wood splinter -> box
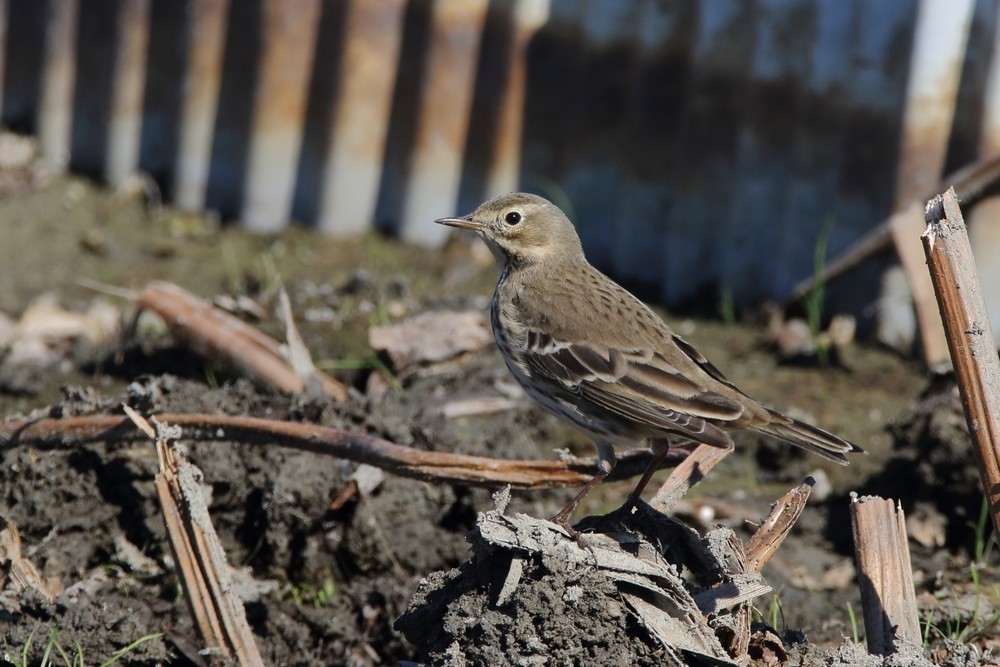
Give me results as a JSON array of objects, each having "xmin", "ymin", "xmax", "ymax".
[
  {"xmin": 921, "ymin": 188, "xmax": 1000, "ymax": 536},
  {"xmin": 849, "ymin": 493, "xmax": 920, "ymax": 656},
  {"xmin": 124, "ymin": 406, "xmax": 265, "ymax": 666}
]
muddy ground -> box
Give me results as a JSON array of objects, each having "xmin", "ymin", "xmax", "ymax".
[{"xmin": 0, "ymin": 151, "xmax": 997, "ymax": 665}]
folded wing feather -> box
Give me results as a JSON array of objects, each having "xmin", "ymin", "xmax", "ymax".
[{"xmin": 522, "ymin": 331, "xmax": 744, "ymax": 448}]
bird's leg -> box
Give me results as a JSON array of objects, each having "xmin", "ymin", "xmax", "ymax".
[
  {"xmin": 621, "ymin": 440, "xmax": 670, "ymax": 513},
  {"xmin": 551, "ymin": 441, "xmax": 616, "ymax": 534}
]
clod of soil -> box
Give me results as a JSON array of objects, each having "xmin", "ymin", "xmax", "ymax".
[{"xmin": 399, "ymin": 490, "xmax": 800, "ymax": 666}]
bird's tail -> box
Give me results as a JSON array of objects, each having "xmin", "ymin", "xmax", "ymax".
[{"xmin": 756, "ymin": 409, "xmax": 864, "ymax": 465}]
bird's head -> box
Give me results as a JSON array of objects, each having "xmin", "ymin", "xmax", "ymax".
[{"xmin": 435, "ymin": 193, "xmax": 584, "ymax": 268}]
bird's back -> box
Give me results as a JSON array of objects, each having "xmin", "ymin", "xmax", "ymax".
[{"xmin": 501, "ymin": 259, "xmax": 745, "ymax": 397}]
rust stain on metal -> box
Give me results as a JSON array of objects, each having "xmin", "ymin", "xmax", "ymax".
[
  {"xmin": 411, "ymin": 0, "xmax": 489, "ymax": 157},
  {"xmin": 893, "ymin": 1, "xmax": 973, "ymax": 207},
  {"xmin": 107, "ymin": 0, "xmax": 151, "ymax": 186},
  {"xmin": 38, "ymin": 0, "xmax": 80, "ymax": 170},
  {"xmin": 884, "ymin": 0, "xmax": 973, "ymax": 363},
  {"xmin": 185, "ymin": 0, "xmax": 231, "ymax": 86},
  {"xmin": 250, "ymin": 0, "xmax": 321, "ymax": 133},
  {"xmin": 331, "ymin": 0, "xmax": 407, "ymax": 162},
  {"xmin": 243, "ymin": 0, "xmax": 322, "ymax": 231},
  {"xmin": 896, "ymin": 91, "xmax": 965, "ymax": 206},
  {"xmin": 175, "ymin": 0, "xmax": 231, "ymax": 211},
  {"xmin": 484, "ymin": 0, "xmax": 549, "ymax": 198},
  {"xmin": 12, "ymin": 0, "xmax": 996, "ymax": 325},
  {"xmin": 317, "ymin": 0, "xmax": 407, "ymax": 235},
  {"xmin": 400, "ymin": 0, "xmax": 490, "ymax": 244}
]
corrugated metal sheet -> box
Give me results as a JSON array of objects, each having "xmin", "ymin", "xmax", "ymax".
[
  {"xmin": 2, "ymin": 0, "xmax": 999, "ymax": 341},
  {"xmin": 316, "ymin": 0, "xmax": 407, "ymax": 236},
  {"xmin": 881, "ymin": 0, "xmax": 974, "ymax": 357},
  {"xmin": 242, "ymin": 0, "xmax": 322, "ymax": 232},
  {"xmin": 174, "ymin": 0, "xmax": 230, "ymax": 212},
  {"xmin": 970, "ymin": 0, "xmax": 1000, "ymax": 344}
]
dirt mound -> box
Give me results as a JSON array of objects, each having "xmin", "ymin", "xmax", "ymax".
[
  {"xmin": 863, "ymin": 374, "xmax": 986, "ymax": 550},
  {"xmin": 396, "ymin": 496, "xmax": 735, "ymax": 666}
]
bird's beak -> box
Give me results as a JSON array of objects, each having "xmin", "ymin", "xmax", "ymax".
[{"xmin": 434, "ymin": 216, "xmax": 482, "ymax": 232}]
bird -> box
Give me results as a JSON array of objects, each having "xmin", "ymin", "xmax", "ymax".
[{"xmin": 435, "ymin": 192, "xmax": 863, "ymax": 532}]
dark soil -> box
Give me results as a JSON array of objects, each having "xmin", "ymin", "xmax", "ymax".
[{"xmin": 0, "ymin": 168, "xmax": 997, "ymax": 665}]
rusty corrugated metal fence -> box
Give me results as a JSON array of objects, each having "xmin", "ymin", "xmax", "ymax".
[{"xmin": 1, "ymin": 0, "xmax": 998, "ymax": 333}]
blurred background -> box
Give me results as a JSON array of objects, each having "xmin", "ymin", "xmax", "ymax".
[
  {"xmin": 3, "ymin": 0, "xmax": 1000, "ymax": 351},
  {"xmin": 2, "ymin": 3, "xmax": 1000, "ymax": 661}
]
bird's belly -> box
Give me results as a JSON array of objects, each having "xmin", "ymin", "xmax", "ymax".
[
  {"xmin": 492, "ymin": 292, "xmax": 639, "ymax": 444},
  {"xmin": 497, "ymin": 341, "xmax": 636, "ymax": 444}
]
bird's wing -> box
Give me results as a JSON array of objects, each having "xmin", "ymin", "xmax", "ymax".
[
  {"xmin": 522, "ymin": 331, "xmax": 744, "ymax": 448},
  {"xmin": 668, "ymin": 333, "xmax": 747, "ymax": 396}
]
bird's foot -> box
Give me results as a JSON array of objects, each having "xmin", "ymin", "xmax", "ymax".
[{"xmin": 550, "ymin": 511, "xmax": 579, "ymax": 539}]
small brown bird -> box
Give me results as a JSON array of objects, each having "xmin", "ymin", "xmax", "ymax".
[{"xmin": 436, "ymin": 193, "xmax": 863, "ymax": 531}]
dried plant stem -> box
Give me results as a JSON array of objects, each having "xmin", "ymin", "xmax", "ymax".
[
  {"xmin": 0, "ymin": 413, "xmax": 687, "ymax": 490},
  {"xmin": 650, "ymin": 444, "xmax": 732, "ymax": 513},
  {"xmin": 849, "ymin": 494, "xmax": 920, "ymax": 655},
  {"xmin": 922, "ymin": 188, "xmax": 1000, "ymax": 536},
  {"xmin": 124, "ymin": 408, "xmax": 264, "ymax": 665},
  {"xmin": 132, "ymin": 281, "xmax": 348, "ymax": 400},
  {"xmin": 744, "ymin": 477, "xmax": 814, "ymax": 574}
]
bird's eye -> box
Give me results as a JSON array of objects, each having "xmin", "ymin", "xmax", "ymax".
[{"xmin": 505, "ymin": 211, "xmax": 522, "ymax": 225}]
